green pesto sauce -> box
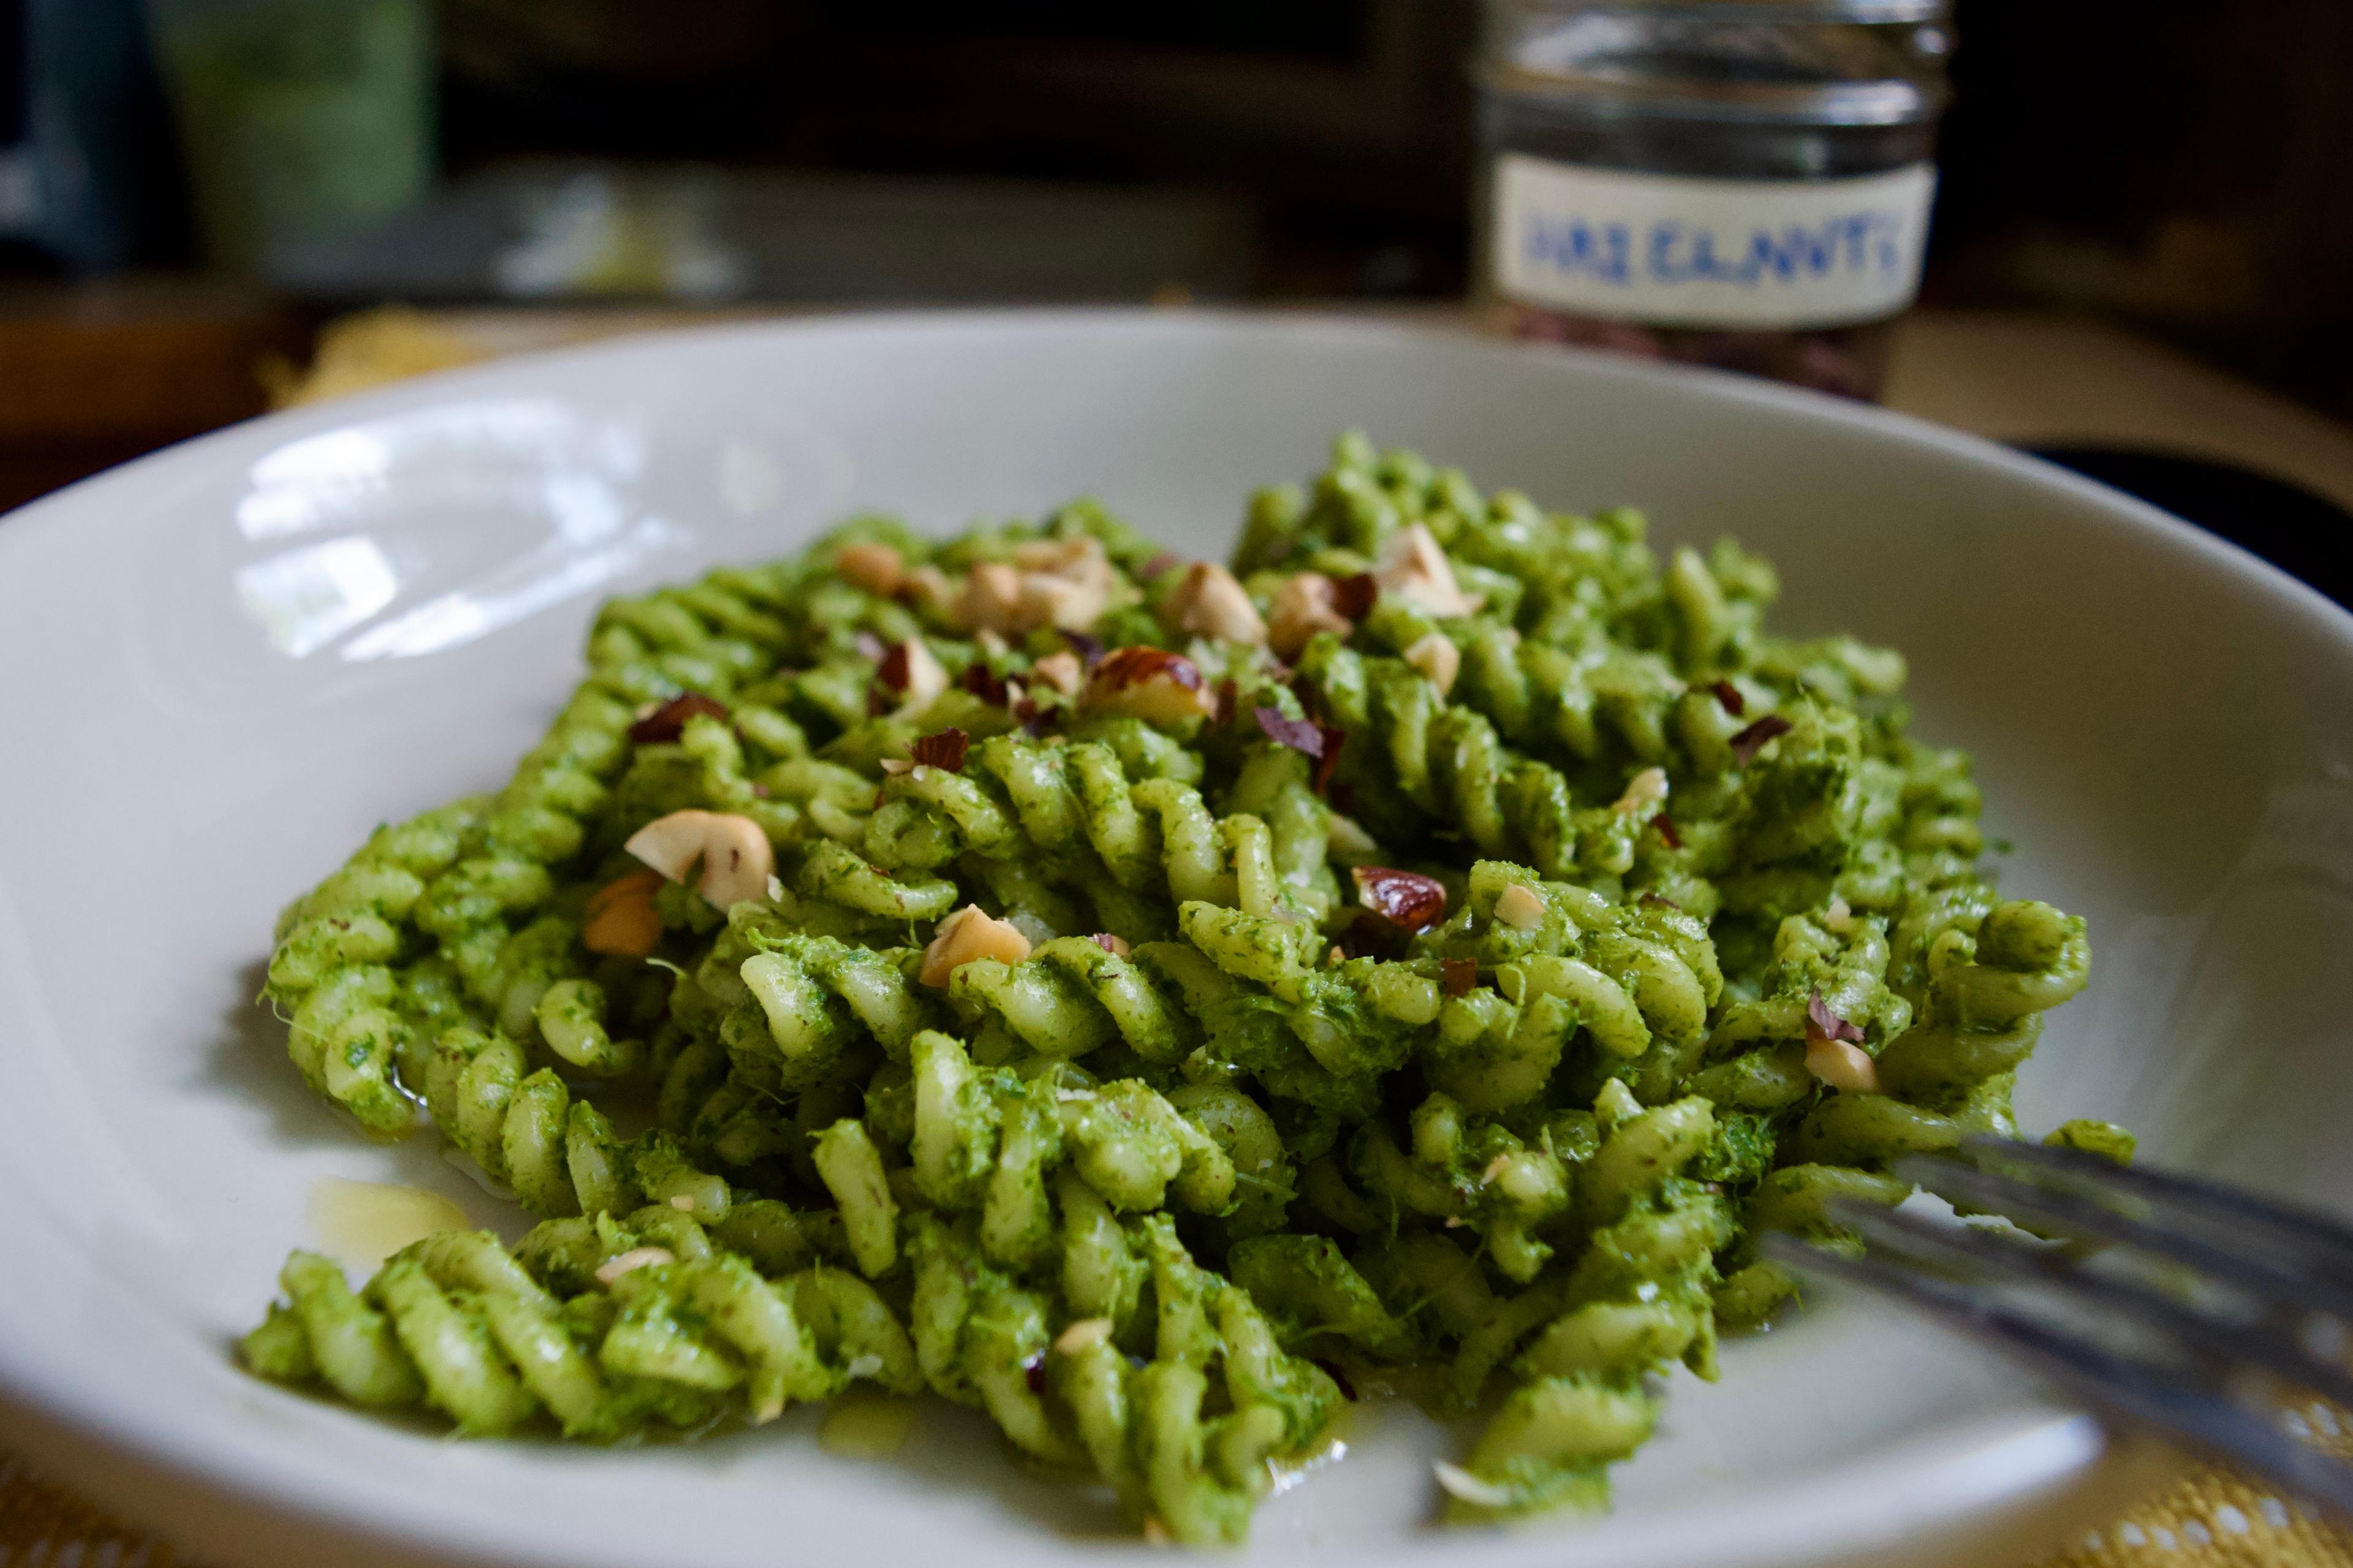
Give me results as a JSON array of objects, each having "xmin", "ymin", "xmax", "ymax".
[{"xmin": 245, "ymin": 434, "xmax": 2103, "ymax": 1542}]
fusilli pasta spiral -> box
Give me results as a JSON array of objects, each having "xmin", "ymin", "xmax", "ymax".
[{"xmin": 237, "ymin": 436, "xmax": 2113, "ymax": 1545}]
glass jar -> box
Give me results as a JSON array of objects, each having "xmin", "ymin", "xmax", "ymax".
[
  {"xmin": 1474, "ymin": 0, "xmax": 1953, "ymax": 400},
  {"xmin": 146, "ymin": 0, "xmax": 435, "ymax": 273}
]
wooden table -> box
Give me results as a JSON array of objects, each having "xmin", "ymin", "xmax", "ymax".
[
  {"xmin": 1882, "ymin": 310, "xmax": 2353, "ymax": 513},
  {"xmin": 0, "ymin": 278, "xmax": 308, "ymax": 512}
]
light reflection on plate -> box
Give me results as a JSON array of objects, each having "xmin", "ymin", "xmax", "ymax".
[
  {"xmin": 336, "ymin": 514, "xmax": 688, "ymax": 662},
  {"xmin": 229, "ymin": 398, "xmax": 665, "ymax": 664},
  {"xmin": 233, "ymin": 399, "xmax": 648, "ymax": 545},
  {"xmin": 235, "ymin": 536, "xmax": 404, "ymax": 659}
]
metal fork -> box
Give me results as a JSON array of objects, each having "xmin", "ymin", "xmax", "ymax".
[{"xmin": 1761, "ymin": 1136, "xmax": 2353, "ymax": 1518}]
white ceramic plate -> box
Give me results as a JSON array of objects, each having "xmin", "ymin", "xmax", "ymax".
[{"xmin": 4, "ymin": 312, "xmax": 2348, "ymax": 1568}]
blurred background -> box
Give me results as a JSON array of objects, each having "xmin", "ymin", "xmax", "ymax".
[{"xmin": 4, "ymin": 0, "xmax": 2351, "ymax": 528}]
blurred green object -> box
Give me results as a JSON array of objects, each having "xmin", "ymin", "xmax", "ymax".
[{"xmin": 146, "ymin": 0, "xmax": 433, "ymax": 271}]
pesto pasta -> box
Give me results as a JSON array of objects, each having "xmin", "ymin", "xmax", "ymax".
[{"xmin": 245, "ymin": 435, "xmax": 2115, "ymax": 1542}]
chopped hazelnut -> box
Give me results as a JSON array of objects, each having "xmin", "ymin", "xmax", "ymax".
[
  {"xmin": 1431, "ymin": 1462, "xmax": 1516, "ymax": 1511},
  {"xmin": 1352, "ymin": 865, "xmax": 1448, "ymax": 932},
  {"xmin": 954, "ymin": 562, "xmax": 1027, "ymax": 635},
  {"xmin": 919, "ymin": 904, "xmax": 1034, "ymax": 987},
  {"xmin": 960, "ymin": 661, "xmax": 1010, "ymax": 705},
  {"xmin": 1373, "ymin": 524, "xmax": 1482, "ymax": 618},
  {"xmin": 877, "ymin": 637, "xmax": 950, "ymax": 711},
  {"xmin": 1493, "ymin": 882, "xmax": 1548, "ymax": 931},
  {"xmin": 1081, "ymin": 646, "xmax": 1216, "ymax": 726},
  {"xmin": 1089, "ymin": 933, "xmax": 1132, "ymax": 956},
  {"xmin": 1612, "ymin": 766, "xmax": 1670, "ymax": 817},
  {"xmin": 1331, "ymin": 572, "xmax": 1379, "ymax": 621},
  {"xmin": 1267, "ymin": 572, "xmax": 1353, "ymax": 659},
  {"xmin": 1803, "ymin": 991, "xmax": 1876, "ymax": 1089},
  {"xmin": 1017, "ymin": 570, "xmax": 1107, "ymax": 633},
  {"xmin": 950, "ymin": 537, "xmax": 1116, "ymax": 636},
  {"xmin": 1805, "ymin": 1034, "xmax": 1881, "ymax": 1094},
  {"xmin": 1159, "ymin": 561, "xmax": 1267, "ymax": 645},
  {"xmin": 833, "ymin": 542, "xmax": 904, "ymax": 597},
  {"xmin": 624, "ymin": 809, "xmax": 776, "ymax": 909},
  {"xmin": 896, "ymin": 563, "xmax": 953, "ymax": 615},
  {"xmin": 1729, "ymin": 714, "xmax": 1795, "ymax": 766},
  {"xmin": 582, "ymin": 869, "xmax": 665, "ymax": 958},
  {"xmin": 1029, "ymin": 650, "xmax": 1084, "ymax": 695},
  {"xmin": 627, "ymin": 692, "xmax": 730, "ymax": 744},
  {"xmin": 1020, "ymin": 537, "xmax": 1118, "ymax": 630},
  {"xmin": 1053, "ymin": 1316, "xmax": 1115, "ymax": 1355},
  {"xmin": 1401, "ymin": 632, "xmax": 1460, "ymax": 695},
  {"xmin": 593, "ymin": 1246, "xmax": 675, "ymax": 1284},
  {"xmin": 909, "ymin": 727, "xmax": 969, "ymax": 771},
  {"xmin": 1011, "ymin": 536, "xmax": 1108, "ymax": 582}
]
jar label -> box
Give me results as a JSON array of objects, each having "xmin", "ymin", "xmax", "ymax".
[{"xmin": 1490, "ymin": 155, "xmax": 1938, "ymax": 330}]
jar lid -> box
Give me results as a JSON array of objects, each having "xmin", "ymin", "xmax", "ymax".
[{"xmin": 1483, "ymin": 2, "xmax": 1953, "ymax": 126}]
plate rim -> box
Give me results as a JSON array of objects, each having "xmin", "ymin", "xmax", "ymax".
[
  {"xmin": 2, "ymin": 305, "xmax": 2343, "ymax": 1568},
  {"xmin": 4, "ymin": 303, "xmax": 2348, "ymax": 648}
]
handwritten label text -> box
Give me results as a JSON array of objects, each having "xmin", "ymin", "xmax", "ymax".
[{"xmin": 1493, "ymin": 157, "xmax": 1936, "ymax": 329}]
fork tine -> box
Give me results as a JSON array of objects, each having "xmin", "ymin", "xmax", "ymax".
[
  {"xmin": 1956, "ymin": 1137, "xmax": 2353, "ymax": 1287},
  {"xmin": 1761, "ymin": 1231, "xmax": 2353, "ymax": 1521},
  {"xmin": 1897, "ymin": 1154, "xmax": 2353, "ymax": 1322},
  {"xmin": 1828, "ymin": 1197, "xmax": 2353, "ymax": 1417}
]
